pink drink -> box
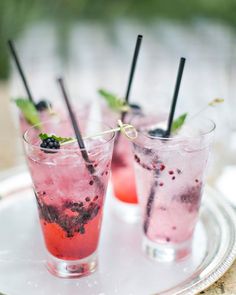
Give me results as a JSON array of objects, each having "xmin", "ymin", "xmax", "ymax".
[
  {"xmin": 24, "ymin": 119, "xmax": 115, "ymax": 278},
  {"xmin": 112, "ymin": 134, "xmax": 138, "ymax": 204},
  {"xmin": 133, "ymin": 117, "xmax": 215, "ymax": 261},
  {"xmin": 107, "ymin": 107, "xmax": 166, "ymax": 222},
  {"xmin": 99, "ymin": 103, "xmax": 140, "ymax": 222},
  {"xmin": 111, "ymin": 112, "xmax": 165, "ymax": 205}
]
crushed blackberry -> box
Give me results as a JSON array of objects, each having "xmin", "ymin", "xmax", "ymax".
[
  {"xmin": 134, "ymin": 154, "xmax": 153, "ymax": 171},
  {"xmin": 70, "ymin": 203, "xmax": 81, "ymax": 212},
  {"xmin": 160, "ymin": 164, "xmax": 165, "ymax": 171},
  {"xmin": 40, "ymin": 137, "xmax": 60, "ymax": 153},
  {"xmin": 38, "ymin": 197, "xmax": 101, "ymax": 237},
  {"xmin": 179, "ymin": 185, "xmax": 202, "ymax": 211},
  {"xmin": 88, "ymin": 204, "xmax": 100, "ymax": 219},
  {"xmin": 78, "ymin": 226, "xmax": 85, "ymax": 234},
  {"xmin": 134, "ymin": 154, "xmax": 140, "ymax": 163},
  {"xmin": 39, "ymin": 203, "xmax": 59, "ymax": 223},
  {"xmin": 81, "ymin": 211, "xmax": 91, "ymax": 223},
  {"xmin": 67, "ymin": 231, "xmax": 74, "ymax": 238},
  {"xmin": 35, "ymin": 99, "xmax": 52, "ymax": 111}
]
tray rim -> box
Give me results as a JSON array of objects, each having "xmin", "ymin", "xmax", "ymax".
[{"xmin": 0, "ymin": 168, "xmax": 235, "ymax": 295}]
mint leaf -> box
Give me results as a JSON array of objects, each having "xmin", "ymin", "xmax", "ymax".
[
  {"xmin": 15, "ymin": 98, "xmax": 41, "ymax": 126},
  {"xmin": 39, "ymin": 133, "xmax": 73, "ymax": 143},
  {"xmin": 98, "ymin": 89, "xmax": 130, "ymax": 112},
  {"xmin": 171, "ymin": 113, "xmax": 187, "ymax": 133}
]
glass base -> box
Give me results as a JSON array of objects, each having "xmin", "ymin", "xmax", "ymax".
[
  {"xmin": 143, "ymin": 236, "xmax": 192, "ymax": 262},
  {"xmin": 46, "ymin": 251, "xmax": 97, "ymax": 278},
  {"xmin": 112, "ymin": 196, "xmax": 140, "ymax": 223}
]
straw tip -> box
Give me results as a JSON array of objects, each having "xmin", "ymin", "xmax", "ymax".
[
  {"xmin": 57, "ymin": 77, "xmax": 63, "ymax": 83},
  {"xmin": 180, "ymin": 57, "xmax": 186, "ymax": 62},
  {"xmin": 138, "ymin": 34, "xmax": 143, "ymax": 39},
  {"xmin": 7, "ymin": 39, "xmax": 13, "ymax": 48}
]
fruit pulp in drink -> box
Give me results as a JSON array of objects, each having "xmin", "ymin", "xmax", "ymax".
[
  {"xmin": 27, "ymin": 140, "xmax": 111, "ymax": 260},
  {"xmin": 133, "ymin": 135, "xmax": 210, "ymax": 245}
]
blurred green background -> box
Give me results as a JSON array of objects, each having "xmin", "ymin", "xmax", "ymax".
[
  {"xmin": 1, "ymin": 0, "xmax": 236, "ymax": 183},
  {"xmin": 1, "ymin": 0, "xmax": 236, "ymax": 79}
]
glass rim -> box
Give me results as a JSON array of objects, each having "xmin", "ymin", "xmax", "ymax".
[
  {"xmin": 134, "ymin": 116, "xmax": 216, "ymax": 143},
  {"xmin": 23, "ymin": 118, "xmax": 116, "ymax": 153}
]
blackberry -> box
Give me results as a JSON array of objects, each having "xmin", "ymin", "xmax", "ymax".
[
  {"xmin": 129, "ymin": 103, "xmax": 142, "ymax": 111},
  {"xmin": 148, "ymin": 128, "xmax": 166, "ymax": 138},
  {"xmin": 40, "ymin": 137, "xmax": 60, "ymax": 153},
  {"xmin": 35, "ymin": 99, "xmax": 52, "ymax": 111}
]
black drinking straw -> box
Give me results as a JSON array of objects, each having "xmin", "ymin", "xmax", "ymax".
[
  {"xmin": 124, "ymin": 34, "xmax": 143, "ymax": 104},
  {"xmin": 165, "ymin": 57, "xmax": 186, "ymax": 137},
  {"xmin": 144, "ymin": 57, "xmax": 186, "ymax": 234},
  {"xmin": 57, "ymin": 77, "xmax": 95, "ymax": 175},
  {"xmin": 114, "ymin": 35, "xmax": 142, "ymax": 145},
  {"xmin": 120, "ymin": 34, "xmax": 143, "ymax": 124},
  {"xmin": 7, "ymin": 39, "xmax": 35, "ymax": 104}
]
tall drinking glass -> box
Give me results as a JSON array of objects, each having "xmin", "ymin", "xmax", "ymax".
[
  {"xmin": 132, "ymin": 117, "xmax": 215, "ymax": 261},
  {"xmin": 111, "ymin": 111, "xmax": 166, "ymax": 223},
  {"xmin": 23, "ymin": 118, "xmax": 115, "ymax": 278}
]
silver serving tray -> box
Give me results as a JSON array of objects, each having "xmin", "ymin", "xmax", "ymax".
[{"xmin": 0, "ymin": 169, "xmax": 235, "ymax": 295}]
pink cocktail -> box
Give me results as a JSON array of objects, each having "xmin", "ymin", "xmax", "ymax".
[
  {"xmin": 133, "ymin": 117, "xmax": 215, "ymax": 261},
  {"xmin": 23, "ymin": 118, "xmax": 115, "ymax": 278},
  {"xmin": 111, "ymin": 112, "xmax": 166, "ymax": 222}
]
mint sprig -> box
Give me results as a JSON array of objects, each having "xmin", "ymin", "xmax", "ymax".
[
  {"xmin": 98, "ymin": 89, "xmax": 130, "ymax": 112},
  {"xmin": 171, "ymin": 113, "xmax": 187, "ymax": 133},
  {"xmin": 39, "ymin": 133, "xmax": 73, "ymax": 143},
  {"xmin": 15, "ymin": 98, "xmax": 41, "ymax": 126}
]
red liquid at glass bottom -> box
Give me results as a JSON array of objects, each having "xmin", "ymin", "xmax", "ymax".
[{"xmin": 36, "ymin": 195, "xmax": 103, "ymax": 261}]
